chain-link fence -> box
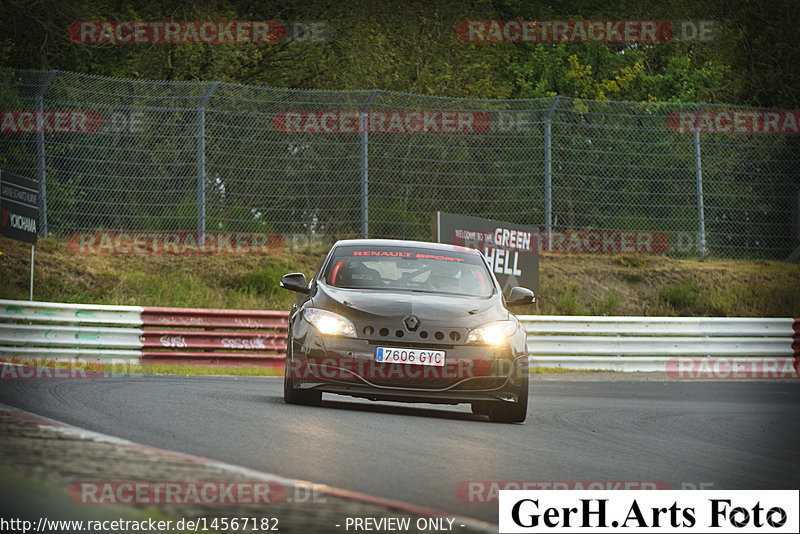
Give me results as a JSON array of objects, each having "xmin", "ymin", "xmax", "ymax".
[{"xmin": 0, "ymin": 68, "xmax": 797, "ymax": 258}]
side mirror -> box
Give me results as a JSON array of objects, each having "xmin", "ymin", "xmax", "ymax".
[
  {"xmin": 280, "ymin": 272, "xmax": 309, "ymax": 294},
  {"xmin": 506, "ymin": 286, "xmax": 535, "ymax": 306}
]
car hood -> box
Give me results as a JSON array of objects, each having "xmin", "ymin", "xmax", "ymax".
[{"xmin": 312, "ymin": 283, "xmax": 509, "ymax": 327}]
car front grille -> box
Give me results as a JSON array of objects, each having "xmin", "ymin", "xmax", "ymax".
[{"xmin": 355, "ymin": 322, "xmax": 469, "ymax": 346}]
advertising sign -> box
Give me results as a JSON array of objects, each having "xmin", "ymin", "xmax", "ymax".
[
  {"xmin": 434, "ymin": 212, "xmax": 539, "ymax": 296},
  {"xmin": 0, "ymin": 171, "xmax": 38, "ymax": 244}
]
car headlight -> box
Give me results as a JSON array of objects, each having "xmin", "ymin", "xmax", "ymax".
[
  {"xmin": 303, "ymin": 308, "xmax": 356, "ymax": 338},
  {"xmin": 466, "ymin": 321, "xmax": 517, "ymax": 346}
]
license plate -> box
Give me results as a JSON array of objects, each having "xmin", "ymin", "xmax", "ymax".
[{"xmin": 376, "ymin": 347, "xmax": 445, "ymax": 367}]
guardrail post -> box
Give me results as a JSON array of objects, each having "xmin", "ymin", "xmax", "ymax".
[
  {"xmin": 197, "ymin": 82, "xmax": 221, "ymax": 247},
  {"xmin": 35, "ymin": 71, "xmax": 57, "ymax": 238},
  {"xmin": 693, "ymin": 104, "xmax": 707, "ymax": 261},
  {"xmin": 361, "ymin": 89, "xmax": 379, "ymax": 239},
  {"xmin": 544, "ymin": 96, "xmax": 560, "ymax": 252}
]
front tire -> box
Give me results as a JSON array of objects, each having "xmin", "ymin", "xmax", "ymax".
[
  {"xmin": 283, "ymin": 342, "xmax": 322, "ymax": 406},
  {"xmin": 488, "ymin": 369, "xmax": 528, "ymax": 423}
]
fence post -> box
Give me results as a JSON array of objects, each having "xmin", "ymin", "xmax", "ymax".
[
  {"xmin": 544, "ymin": 96, "xmax": 560, "ymax": 252},
  {"xmin": 197, "ymin": 82, "xmax": 221, "ymax": 247},
  {"xmin": 693, "ymin": 104, "xmax": 707, "ymax": 260},
  {"xmin": 35, "ymin": 71, "xmax": 57, "ymax": 238},
  {"xmin": 361, "ymin": 90, "xmax": 379, "ymax": 239}
]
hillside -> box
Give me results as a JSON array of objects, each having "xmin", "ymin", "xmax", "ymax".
[{"xmin": 1, "ymin": 237, "xmax": 798, "ymax": 317}]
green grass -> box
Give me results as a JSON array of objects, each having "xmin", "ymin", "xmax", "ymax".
[
  {"xmin": 621, "ymin": 271, "xmax": 646, "ymax": 283},
  {"xmin": 553, "ymin": 282, "xmax": 588, "ymax": 315},
  {"xmin": 592, "ymin": 289, "xmax": 620, "ymax": 315},
  {"xmin": 614, "ymin": 255, "xmax": 651, "ymax": 268},
  {"xmin": 2, "ymin": 236, "xmax": 799, "ymax": 317},
  {"xmin": 0, "ymin": 237, "xmax": 323, "ymax": 310},
  {"xmin": 659, "ymin": 280, "xmax": 698, "ymax": 309},
  {"xmin": 237, "ymin": 260, "xmax": 293, "ymax": 300},
  {"xmin": 529, "ymin": 367, "xmax": 603, "ymax": 374},
  {"xmin": 11, "ymin": 358, "xmax": 598, "ymax": 377},
  {"xmin": 139, "ymin": 363, "xmax": 283, "ymax": 376},
  {"xmin": 6, "ymin": 359, "xmax": 285, "ymax": 377}
]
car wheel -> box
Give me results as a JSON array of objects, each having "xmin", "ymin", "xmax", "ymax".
[
  {"xmin": 283, "ymin": 343, "xmax": 322, "ymax": 406},
  {"xmin": 488, "ymin": 369, "xmax": 528, "ymax": 423}
]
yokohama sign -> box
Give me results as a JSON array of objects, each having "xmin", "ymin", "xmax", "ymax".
[
  {"xmin": 0, "ymin": 171, "xmax": 38, "ymax": 244},
  {"xmin": 273, "ymin": 110, "xmax": 491, "ymax": 134}
]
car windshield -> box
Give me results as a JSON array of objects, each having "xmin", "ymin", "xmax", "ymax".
[{"xmin": 324, "ymin": 245, "xmax": 494, "ymax": 297}]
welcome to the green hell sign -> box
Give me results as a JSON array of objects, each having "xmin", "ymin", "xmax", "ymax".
[
  {"xmin": 435, "ymin": 212, "xmax": 539, "ymax": 295},
  {"xmin": 457, "ymin": 228, "xmax": 532, "ymax": 276}
]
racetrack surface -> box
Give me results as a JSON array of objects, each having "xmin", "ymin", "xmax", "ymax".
[{"xmin": 0, "ymin": 374, "xmax": 798, "ymax": 523}]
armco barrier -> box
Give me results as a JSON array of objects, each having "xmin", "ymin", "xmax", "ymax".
[
  {"xmin": 139, "ymin": 306, "xmax": 287, "ymax": 365},
  {"xmin": 2, "ymin": 300, "xmax": 798, "ymax": 371},
  {"xmin": 520, "ymin": 315, "xmax": 800, "ymax": 372},
  {"xmin": 0, "ymin": 299, "xmax": 288, "ymax": 367}
]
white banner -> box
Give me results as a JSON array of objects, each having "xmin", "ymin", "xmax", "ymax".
[{"xmin": 499, "ymin": 490, "xmax": 799, "ymax": 533}]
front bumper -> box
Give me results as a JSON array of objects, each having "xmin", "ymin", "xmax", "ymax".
[{"xmin": 287, "ymin": 322, "xmax": 528, "ymax": 404}]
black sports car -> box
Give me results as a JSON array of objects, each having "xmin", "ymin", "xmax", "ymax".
[{"xmin": 279, "ymin": 239, "xmax": 534, "ymax": 423}]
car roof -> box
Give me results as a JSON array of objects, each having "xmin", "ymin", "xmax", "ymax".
[{"xmin": 332, "ymin": 238, "xmax": 481, "ymax": 255}]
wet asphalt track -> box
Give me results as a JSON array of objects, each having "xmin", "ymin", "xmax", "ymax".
[{"xmin": 0, "ymin": 375, "xmax": 798, "ymax": 523}]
